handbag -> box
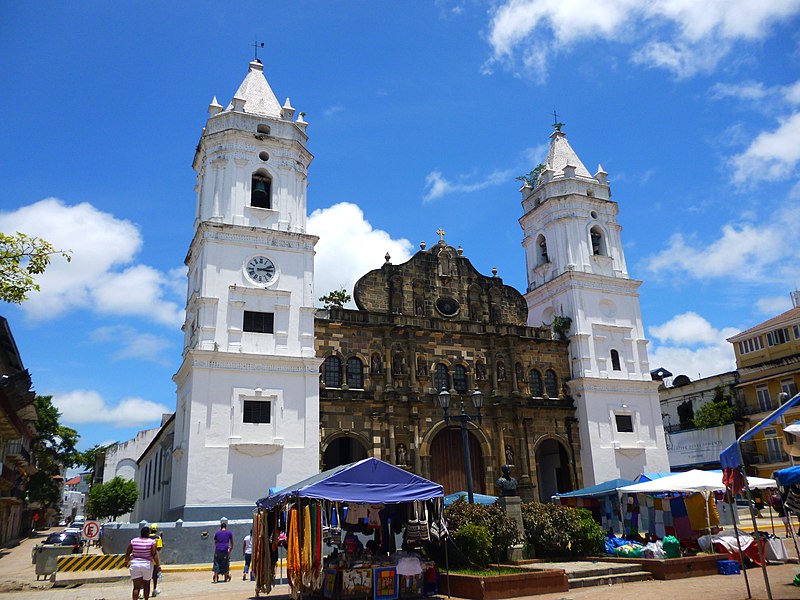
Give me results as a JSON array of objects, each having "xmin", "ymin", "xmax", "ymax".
[
  {"xmin": 330, "ymin": 503, "xmax": 342, "ymax": 546},
  {"xmin": 417, "ymin": 501, "xmax": 430, "ymax": 541},
  {"xmin": 406, "ymin": 502, "xmax": 421, "ymax": 541}
]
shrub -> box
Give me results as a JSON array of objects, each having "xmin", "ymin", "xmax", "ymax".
[
  {"xmin": 521, "ymin": 502, "xmax": 604, "ymax": 558},
  {"xmin": 453, "ymin": 523, "xmax": 492, "ymax": 567},
  {"xmin": 444, "ymin": 498, "xmax": 522, "ymax": 564}
]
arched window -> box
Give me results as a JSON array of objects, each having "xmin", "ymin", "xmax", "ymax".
[
  {"xmin": 251, "ymin": 171, "xmax": 272, "ymax": 209},
  {"xmin": 590, "ymin": 226, "xmax": 605, "ymax": 256},
  {"xmin": 545, "ymin": 369, "xmax": 558, "ymax": 398},
  {"xmin": 322, "ymin": 356, "xmax": 341, "ymax": 388},
  {"xmin": 530, "ymin": 369, "xmax": 543, "ymax": 397},
  {"xmin": 536, "ymin": 234, "xmax": 549, "ymax": 265},
  {"xmin": 346, "ymin": 357, "xmax": 364, "ymax": 388},
  {"xmin": 434, "ymin": 363, "xmax": 450, "ymax": 392},
  {"xmin": 453, "ymin": 365, "xmax": 468, "ymax": 394},
  {"xmin": 610, "ymin": 349, "xmax": 621, "ymax": 371}
]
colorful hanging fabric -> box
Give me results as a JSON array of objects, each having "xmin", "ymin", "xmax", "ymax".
[
  {"xmin": 287, "ymin": 507, "xmax": 301, "ymax": 597},
  {"xmin": 302, "ymin": 502, "xmax": 313, "ymax": 588}
]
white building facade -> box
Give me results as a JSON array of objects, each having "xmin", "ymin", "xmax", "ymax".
[
  {"xmin": 169, "ymin": 60, "xmax": 321, "ymax": 520},
  {"xmin": 520, "ymin": 129, "xmax": 669, "ymax": 485}
]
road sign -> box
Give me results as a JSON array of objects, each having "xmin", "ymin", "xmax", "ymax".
[{"xmin": 83, "ymin": 520, "xmax": 100, "ymax": 540}]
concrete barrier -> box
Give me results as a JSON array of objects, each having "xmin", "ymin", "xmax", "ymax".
[
  {"xmin": 56, "ymin": 553, "xmax": 126, "ymax": 572},
  {"xmin": 101, "ymin": 519, "xmax": 253, "ymax": 564}
]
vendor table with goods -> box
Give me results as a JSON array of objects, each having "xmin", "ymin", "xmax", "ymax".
[{"xmin": 250, "ymin": 458, "xmax": 446, "ymax": 599}]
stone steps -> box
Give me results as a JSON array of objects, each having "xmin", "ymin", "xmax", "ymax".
[{"xmin": 567, "ymin": 564, "xmax": 653, "ymax": 589}]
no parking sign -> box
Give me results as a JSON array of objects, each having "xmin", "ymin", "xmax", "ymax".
[{"xmin": 83, "ymin": 520, "xmax": 100, "ymax": 540}]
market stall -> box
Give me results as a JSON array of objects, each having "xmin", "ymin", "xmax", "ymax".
[
  {"xmin": 252, "ymin": 457, "xmax": 445, "ymax": 599},
  {"xmin": 552, "ymin": 478, "xmax": 635, "ymax": 534},
  {"xmin": 618, "ymin": 469, "xmax": 777, "ymax": 540}
]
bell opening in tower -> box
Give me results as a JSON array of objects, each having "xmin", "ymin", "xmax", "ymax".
[{"xmin": 251, "ymin": 172, "xmax": 272, "ymax": 209}]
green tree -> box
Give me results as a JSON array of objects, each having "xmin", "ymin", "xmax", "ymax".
[
  {"xmin": 28, "ymin": 395, "xmax": 80, "ymax": 508},
  {"xmin": 78, "ymin": 443, "xmax": 116, "ymax": 487},
  {"xmin": 693, "ymin": 399, "xmax": 735, "ymax": 429},
  {"xmin": 87, "ymin": 476, "xmax": 139, "ymax": 521},
  {"xmin": 0, "ymin": 232, "xmax": 71, "ymax": 304},
  {"xmin": 319, "ymin": 288, "xmax": 351, "ymax": 309},
  {"xmin": 516, "ymin": 163, "xmax": 546, "ymax": 187}
]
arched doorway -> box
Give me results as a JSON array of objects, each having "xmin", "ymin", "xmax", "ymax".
[
  {"xmin": 535, "ymin": 439, "xmax": 573, "ymax": 502},
  {"xmin": 429, "ymin": 427, "xmax": 485, "ymax": 495},
  {"xmin": 323, "ymin": 436, "xmax": 368, "ymax": 470}
]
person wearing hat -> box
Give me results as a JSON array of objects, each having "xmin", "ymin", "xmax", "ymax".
[{"xmin": 148, "ymin": 524, "xmax": 164, "ymax": 596}]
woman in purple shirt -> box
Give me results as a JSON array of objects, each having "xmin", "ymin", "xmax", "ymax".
[{"xmin": 212, "ymin": 521, "xmax": 234, "ymax": 583}]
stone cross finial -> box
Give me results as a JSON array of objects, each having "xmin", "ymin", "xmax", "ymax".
[{"xmin": 436, "ymin": 228, "xmax": 446, "ymax": 242}]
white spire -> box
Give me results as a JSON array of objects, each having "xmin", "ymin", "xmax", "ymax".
[
  {"xmin": 225, "ymin": 60, "xmax": 282, "ymax": 118},
  {"xmin": 544, "ymin": 130, "xmax": 591, "ymax": 178}
]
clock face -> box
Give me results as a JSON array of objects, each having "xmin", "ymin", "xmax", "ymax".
[{"xmin": 245, "ymin": 256, "xmax": 276, "ymax": 284}]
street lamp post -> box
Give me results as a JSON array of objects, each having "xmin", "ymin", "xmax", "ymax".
[{"xmin": 438, "ymin": 387, "xmax": 483, "ymax": 504}]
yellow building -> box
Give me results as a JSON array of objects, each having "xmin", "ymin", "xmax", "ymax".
[{"xmin": 727, "ymin": 292, "xmax": 800, "ymax": 478}]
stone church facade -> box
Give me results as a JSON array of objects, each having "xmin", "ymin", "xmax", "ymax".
[{"xmin": 316, "ymin": 239, "xmax": 580, "ymax": 502}]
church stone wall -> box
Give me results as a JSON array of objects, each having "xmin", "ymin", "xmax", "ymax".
[{"xmin": 316, "ymin": 241, "xmax": 583, "ymax": 502}]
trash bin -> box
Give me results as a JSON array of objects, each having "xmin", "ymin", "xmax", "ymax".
[{"xmin": 34, "ymin": 545, "xmax": 75, "ymax": 580}]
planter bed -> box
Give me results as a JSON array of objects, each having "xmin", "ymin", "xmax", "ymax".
[
  {"xmin": 439, "ymin": 566, "xmax": 568, "ymax": 599},
  {"xmin": 582, "ymin": 553, "xmax": 725, "ymax": 580}
]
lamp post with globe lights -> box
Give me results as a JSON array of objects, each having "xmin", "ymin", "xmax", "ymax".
[{"xmin": 437, "ymin": 386, "xmax": 483, "ymax": 504}]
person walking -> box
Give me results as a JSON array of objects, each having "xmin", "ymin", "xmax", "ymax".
[
  {"xmin": 124, "ymin": 526, "xmax": 160, "ymax": 600},
  {"xmin": 242, "ymin": 529, "xmax": 253, "ymax": 581},
  {"xmin": 212, "ymin": 520, "xmax": 234, "ymax": 583},
  {"xmin": 148, "ymin": 524, "xmax": 164, "ymax": 596}
]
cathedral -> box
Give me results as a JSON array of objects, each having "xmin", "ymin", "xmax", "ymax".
[{"xmin": 165, "ymin": 59, "xmax": 668, "ymax": 520}]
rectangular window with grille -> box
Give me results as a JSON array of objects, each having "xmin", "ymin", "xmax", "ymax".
[
  {"xmin": 782, "ymin": 379, "xmax": 798, "ymax": 398},
  {"xmin": 243, "ymin": 311, "xmax": 274, "ymax": 333},
  {"xmin": 243, "ymin": 400, "xmax": 271, "ymax": 424},
  {"xmin": 615, "ymin": 414, "xmax": 634, "ymax": 433}
]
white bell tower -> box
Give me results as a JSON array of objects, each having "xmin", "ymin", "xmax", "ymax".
[
  {"xmin": 520, "ymin": 127, "xmax": 669, "ymax": 485},
  {"xmin": 170, "ymin": 60, "xmax": 321, "ymax": 520}
]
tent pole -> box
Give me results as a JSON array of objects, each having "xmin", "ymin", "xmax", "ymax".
[
  {"xmin": 727, "ymin": 491, "xmax": 751, "ymax": 598},
  {"xmin": 768, "ymin": 500, "xmax": 775, "ymax": 536},
  {"xmin": 740, "ymin": 464, "xmax": 772, "ymax": 600},
  {"xmin": 444, "ymin": 535, "xmax": 450, "ymax": 599}
]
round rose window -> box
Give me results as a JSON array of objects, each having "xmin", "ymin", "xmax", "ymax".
[{"xmin": 435, "ymin": 297, "xmax": 460, "ymax": 317}]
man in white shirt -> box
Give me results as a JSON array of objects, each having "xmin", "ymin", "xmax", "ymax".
[{"xmin": 242, "ymin": 529, "xmax": 253, "ymax": 581}]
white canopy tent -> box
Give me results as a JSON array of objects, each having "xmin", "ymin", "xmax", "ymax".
[
  {"xmin": 619, "ymin": 469, "xmax": 777, "ymax": 535},
  {"xmin": 619, "ymin": 469, "xmax": 777, "ymax": 495}
]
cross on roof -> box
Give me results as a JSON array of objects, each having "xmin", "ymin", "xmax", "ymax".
[
  {"xmin": 252, "ymin": 39, "xmax": 265, "ymax": 60},
  {"xmin": 436, "ymin": 228, "xmax": 446, "ymax": 242},
  {"xmin": 552, "ymin": 108, "xmax": 565, "ymax": 132}
]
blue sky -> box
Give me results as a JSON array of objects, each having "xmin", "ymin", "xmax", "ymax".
[{"xmin": 2, "ymin": 1, "xmax": 799, "ymax": 453}]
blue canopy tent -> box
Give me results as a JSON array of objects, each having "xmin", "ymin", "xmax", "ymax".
[
  {"xmin": 553, "ymin": 478, "xmax": 635, "ymax": 498},
  {"xmin": 634, "ymin": 472, "xmax": 673, "ymax": 483},
  {"xmin": 443, "ymin": 491, "xmax": 497, "ymax": 506},
  {"xmin": 256, "ymin": 457, "xmax": 444, "ymax": 510},
  {"xmin": 774, "ymin": 465, "xmax": 800, "ymax": 488}
]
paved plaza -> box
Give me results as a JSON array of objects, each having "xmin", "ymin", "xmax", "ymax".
[{"xmin": 4, "ymin": 530, "xmax": 800, "ymax": 600}]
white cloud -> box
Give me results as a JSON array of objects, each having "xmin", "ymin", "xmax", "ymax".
[
  {"xmin": 90, "ymin": 326, "xmax": 174, "ymax": 365},
  {"xmin": 52, "ymin": 390, "xmax": 171, "ymax": 427},
  {"xmin": 423, "ymin": 168, "xmax": 514, "ymax": 201},
  {"xmin": 643, "ymin": 200, "xmax": 800, "ymax": 282},
  {"xmin": 756, "ymin": 295, "xmax": 793, "ymax": 315},
  {"xmin": 0, "ymin": 198, "xmax": 183, "ymax": 326},
  {"xmin": 307, "ymin": 203, "xmax": 413, "ymax": 306},
  {"xmin": 648, "ymin": 312, "xmax": 739, "ymax": 379},
  {"xmin": 731, "ymin": 112, "xmax": 800, "ymax": 184},
  {"xmin": 485, "ymin": 0, "xmax": 800, "ymax": 80},
  {"xmin": 323, "ymin": 105, "xmax": 344, "ymax": 117}
]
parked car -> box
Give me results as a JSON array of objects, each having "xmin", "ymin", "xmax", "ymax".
[{"xmin": 42, "ymin": 532, "xmax": 81, "ymax": 553}]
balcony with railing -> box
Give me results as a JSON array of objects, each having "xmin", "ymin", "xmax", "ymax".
[{"xmin": 5, "ymin": 439, "xmax": 31, "ymax": 467}]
